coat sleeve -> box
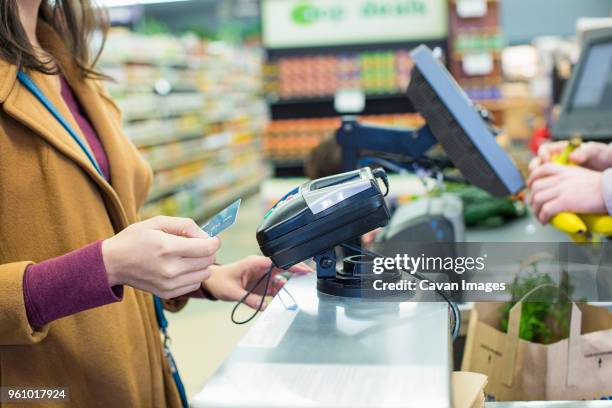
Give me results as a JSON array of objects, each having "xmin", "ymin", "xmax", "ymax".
[{"xmin": 0, "ymin": 261, "xmax": 50, "ymax": 345}]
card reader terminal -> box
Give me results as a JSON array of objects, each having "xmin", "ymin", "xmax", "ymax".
[{"xmin": 257, "ymin": 167, "xmax": 390, "ymax": 270}]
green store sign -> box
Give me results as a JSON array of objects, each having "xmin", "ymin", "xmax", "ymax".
[{"xmin": 291, "ymin": 1, "xmax": 428, "ymax": 26}]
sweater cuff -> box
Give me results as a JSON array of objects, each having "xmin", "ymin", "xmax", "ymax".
[
  {"xmin": 23, "ymin": 241, "xmax": 123, "ymax": 329},
  {"xmin": 188, "ymin": 284, "xmax": 217, "ymax": 301},
  {"xmin": 602, "ymin": 169, "xmax": 612, "ymax": 216}
]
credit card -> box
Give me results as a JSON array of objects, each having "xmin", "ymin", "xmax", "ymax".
[{"xmin": 201, "ymin": 199, "xmax": 241, "ymax": 237}]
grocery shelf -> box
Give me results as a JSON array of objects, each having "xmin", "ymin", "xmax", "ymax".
[
  {"xmin": 269, "ymin": 94, "xmax": 415, "ymax": 120},
  {"xmin": 190, "ymin": 178, "xmax": 262, "ymax": 223},
  {"xmin": 147, "ymin": 142, "xmax": 262, "ymax": 202},
  {"xmin": 147, "ymin": 149, "xmax": 217, "ymax": 173},
  {"xmin": 119, "ymin": 94, "xmax": 206, "ymax": 123},
  {"xmin": 271, "ymin": 162, "xmax": 306, "ymax": 178},
  {"xmin": 132, "ymin": 129, "xmax": 204, "ymax": 148},
  {"xmin": 266, "ymin": 40, "xmax": 448, "ymax": 59},
  {"xmin": 101, "ymin": 29, "xmax": 267, "ymax": 221},
  {"xmin": 148, "ymin": 171, "xmax": 207, "ymax": 203},
  {"xmin": 125, "ymin": 116, "xmax": 206, "ymax": 147}
]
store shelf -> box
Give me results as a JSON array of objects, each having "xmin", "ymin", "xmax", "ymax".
[
  {"xmin": 147, "ymin": 141, "xmax": 262, "ymax": 202},
  {"xmin": 266, "ymin": 40, "xmax": 448, "ymax": 59},
  {"xmin": 449, "ymin": 0, "xmax": 504, "ymax": 102},
  {"xmin": 264, "ymin": 113, "xmax": 424, "ymax": 172},
  {"xmin": 190, "ymin": 177, "xmax": 262, "ymax": 222},
  {"xmin": 269, "ymin": 94, "xmax": 415, "ymax": 120},
  {"xmin": 118, "ymin": 94, "xmax": 206, "ymax": 123},
  {"xmin": 146, "ymin": 149, "xmax": 216, "ymax": 172},
  {"xmin": 100, "ymin": 29, "xmax": 267, "ymax": 221},
  {"xmin": 148, "ymin": 172, "xmax": 205, "ymax": 202}
]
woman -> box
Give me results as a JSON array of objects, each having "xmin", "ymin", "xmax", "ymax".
[{"xmin": 0, "ymin": 1, "xmax": 307, "ymax": 406}]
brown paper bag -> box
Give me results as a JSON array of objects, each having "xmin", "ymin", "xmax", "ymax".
[
  {"xmin": 461, "ymin": 290, "xmax": 612, "ymax": 401},
  {"xmin": 452, "ymin": 372, "xmax": 487, "ymax": 408}
]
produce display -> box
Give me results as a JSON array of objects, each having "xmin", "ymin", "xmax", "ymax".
[
  {"xmin": 264, "ymin": 114, "xmax": 425, "ymax": 163},
  {"xmin": 448, "ymin": 0, "xmax": 503, "ymax": 101},
  {"xmin": 264, "ymin": 50, "xmax": 414, "ymax": 100},
  {"xmin": 445, "ymin": 183, "xmax": 527, "ymax": 228},
  {"xmin": 99, "ymin": 29, "xmax": 268, "ymax": 221}
]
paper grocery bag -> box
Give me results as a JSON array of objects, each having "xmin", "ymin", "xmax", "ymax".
[
  {"xmin": 546, "ymin": 303, "xmax": 612, "ymax": 400},
  {"xmin": 452, "ymin": 372, "xmax": 487, "ymax": 408},
  {"xmin": 460, "ymin": 301, "xmax": 547, "ymax": 401},
  {"xmin": 462, "ymin": 296, "xmax": 612, "ymax": 401}
]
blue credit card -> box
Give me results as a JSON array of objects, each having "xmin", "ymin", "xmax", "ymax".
[{"xmin": 201, "ymin": 199, "xmax": 242, "ymax": 237}]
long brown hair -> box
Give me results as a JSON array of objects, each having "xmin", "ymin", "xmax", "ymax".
[{"xmin": 0, "ymin": 0, "xmax": 109, "ymax": 78}]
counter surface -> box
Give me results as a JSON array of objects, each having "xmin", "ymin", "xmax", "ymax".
[{"xmin": 192, "ymin": 272, "xmax": 452, "ymax": 408}]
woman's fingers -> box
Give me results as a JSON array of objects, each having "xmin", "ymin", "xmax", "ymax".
[
  {"xmin": 241, "ymin": 292, "xmax": 266, "ymax": 310},
  {"xmin": 172, "ymin": 268, "xmax": 212, "ymax": 288},
  {"xmin": 527, "ymin": 163, "xmax": 565, "ymax": 189},
  {"xmin": 537, "ymin": 141, "xmax": 567, "ymax": 162},
  {"xmin": 539, "ymin": 200, "xmax": 564, "ymax": 224},
  {"xmin": 528, "ymin": 157, "xmax": 543, "ymax": 173},
  {"xmin": 530, "ymin": 176, "xmax": 561, "ymax": 197},
  {"xmin": 149, "ymin": 216, "xmax": 208, "ymax": 238},
  {"xmin": 174, "ymin": 255, "xmax": 217, "ymax": 273},
  {"xmin": 530, "ymin": 188, "xmax": 560, "ymax": 220},
  {"xmin": 286, "ymin": 262, "xmax": 312, "ymax": 275},
  {"xmin": 161, "ymin": 234, "xmax": 221, "ymax": 258},
  {"xmin": 158, "ymin": 283, "xmax": 203, "ymax": 300}
]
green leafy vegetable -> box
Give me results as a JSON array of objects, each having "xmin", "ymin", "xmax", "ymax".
[{"xmin": 499, "ymin": 271, "xmax": 575, "ymax": 344}]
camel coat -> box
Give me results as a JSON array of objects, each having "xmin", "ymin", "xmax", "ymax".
[{"xmin": 0, "ymin": 22, "xmax": 183, "ymax": 407}]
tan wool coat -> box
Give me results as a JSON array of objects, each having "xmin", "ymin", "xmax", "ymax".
[{"xmin": 0, "ymin": 22, "xmax": 183, "ymax": 407}]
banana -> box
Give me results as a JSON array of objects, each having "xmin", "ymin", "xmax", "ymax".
[
  {"xmin": 570, "ymin": 232, "xmax": 590, "ymax": 243},
  {"xmin": 554, "ymin": 137, "xmax": 582, "ymax": 166},
  {"xmin": 580, "ymin": 214, "xmax": 612, "ymax": 236},
  {"xmin": 551, "ymin": 212, "xmax": 587, "ymax": 235},
  {"xmin": 546, "ymin": 137, "xmax": 612, "ymax": 238},
  {"xmin": 549, "ymin": 138, "xmax": 586, "ymax": 236}
]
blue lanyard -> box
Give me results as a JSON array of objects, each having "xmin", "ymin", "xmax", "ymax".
[{"xmin": 18, "ymin": 71, "xmax": 188, "ymax": 408}]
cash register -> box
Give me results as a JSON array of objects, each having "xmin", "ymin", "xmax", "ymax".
[{"xmin": 257, "ymin": 45, "xmax": 525, "ymax": 299}]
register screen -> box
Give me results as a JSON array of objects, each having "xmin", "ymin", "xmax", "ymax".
[{"xmin": 572, "ymin": 42, "xmax": 612, "ymax": 111}]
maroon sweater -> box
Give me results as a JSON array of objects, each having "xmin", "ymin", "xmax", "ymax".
[{"xmin": 23, "ymin": 78, "xmax": 207, "ymax": 329}]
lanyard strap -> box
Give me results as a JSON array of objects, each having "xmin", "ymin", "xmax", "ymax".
[
  {"xmin": 18, "ymin": 71, "xmax": 188, "ymax": 408},
  {"xmin": 154, "ymin": 297, "xmax": 189, "ymax": 408}
]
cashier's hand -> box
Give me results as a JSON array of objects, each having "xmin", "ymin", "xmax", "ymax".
[
  {"xmin": 203, "ymin": 256, "xmax": 312, "ymax": 309},
  {"xmin": 102, "ymin": 216, "xmax": 221, "ymax": 299},
  {"xmin": 528, "ymin": 164, "xmax": 606, "ymax": 224},
  {"xmin": 529, "ymin": 141, "xmax": 612, "ymax": 173}
]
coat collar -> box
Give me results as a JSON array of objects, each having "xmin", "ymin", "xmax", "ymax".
[
  {"xmin": 0, "ymin": 21, "xmax": 131, "ymax": 230},
  {"xmin": 0, "ymin": 59, "xmax": 17, "ymax": 104}
]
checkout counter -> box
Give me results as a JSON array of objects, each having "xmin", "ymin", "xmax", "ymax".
[
  {"xmin": 192, "ymin": 181, "xmax": 599, "ymax": 408},
  {"xmin": 194, "ymin": 33, "xmax": 612, "ymax": 406},
  {"xmin": 192, "ymin": 272, "xmax": 451, "ymax": 408}
]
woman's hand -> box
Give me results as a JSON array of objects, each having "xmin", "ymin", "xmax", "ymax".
[
  {"xmin": 102, "ymin": 216, "xmax": 221, "ymax": 299},
  {"xmin": 529, "ymin": 141, "xmax": 612, "ymax": 172},
  {"xmin": 528, "ymin": 164, "xmax": 606, "ymax": 223},
  {"xmin": 204, "ymin": 256, "xmax": 312, "ymax": 309}
]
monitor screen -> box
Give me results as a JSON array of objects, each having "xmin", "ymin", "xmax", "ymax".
[
  {"xmin": 571, "ymin": 42, "xmax": 612, "ymax": 111},
  {"xmin": 553, "ymin": 28, "xmax": 612, "ymax": 141},
  {"xmin": 407, "ymin": 46, "xmax": 525, "ymax": 197}
]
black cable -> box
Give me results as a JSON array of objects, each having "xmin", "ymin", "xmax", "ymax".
[
  {"xmin": 341, "ymin": 243, "xmax": 461, "ymax": 340},
  {"xmin": 231, "ymin": 264, "xmax": 275, "ymax": 325}
]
